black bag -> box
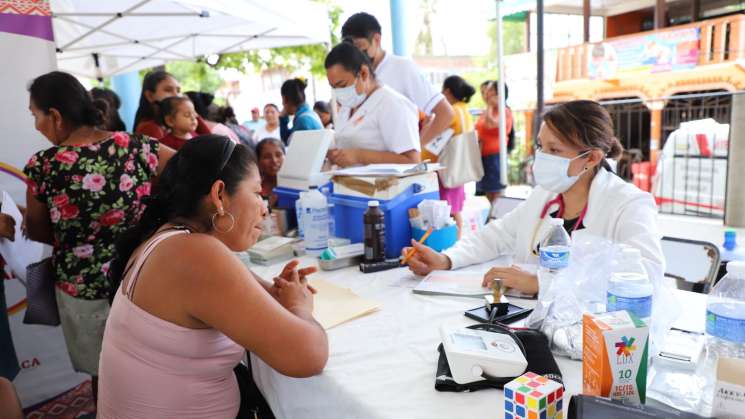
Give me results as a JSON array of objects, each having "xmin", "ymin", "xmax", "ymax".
[
  {"xmin": 435, "ymin": 324, "xmax": 562, "ymax": 392},
  {"xmin": 234, "ymin": 360, "xmax": 275, "ymax": 419},
  {"xmin": 567, "ymin": 395, "xmax": 707, "ymax": 418},
  {"xmin": 23, "ymin": 257, "xmax": 60, "ymax": 326}
]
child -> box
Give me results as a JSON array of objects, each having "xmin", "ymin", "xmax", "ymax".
[{"xmin": 158, "ymin": 96, "xmax": 199, "ymax": 150}]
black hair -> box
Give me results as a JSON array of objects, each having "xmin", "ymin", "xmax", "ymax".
[
  {"xmin": 324, "ymin": 42, "xmax": 376, "ymax": 78},
  {"xmin": 264, "ymin": 103, "xmax": 279, "ymax": 112},
  {"xmin": 341, "ymin": 12, "xmax": 381, "ymax": 40},
  {"xmin": 443, "ymin": 75, "xmax": 475, "ymax": 103},
  {"xmin": 256, "ymin": 137, "xmax": 285, "ymax": 158},
  {"xmin": 220, "ymin": 106, "xmax": 238, "ymax": 125},
  {"xmin": 108, "ymin": 135, "xmax": 257, "ymax": 301},
  {"xmin": 133, "ymin": 70, "xmax": 175, "ymax": 129},
  {"xmin": 91, "ymin": 87, "xmax": 126, "ymax": 131},
  {"xmin": 28, "ymin": 71, "xmax": 103, "ymax": 128},
  {"xmin": 185, "ymin": 91, "xmax": 213, "ymax": 119},
  {"xmin": 158, "ymin": 96, "xmax": 191, "ymax": 128},
  {"xmin": 280, "ymin": 79, "xmax": 308, "ymax": 108},
  {"xmin": 486, "ymin": 80, "xmax": 509, "ymax": 101},
  {"xmin": 313, "ymin": 101, "xmax": 330, "ymax": 114}
]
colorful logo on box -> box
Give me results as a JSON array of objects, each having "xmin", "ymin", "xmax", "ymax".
[{"xmin": 615, "ymin": 336, "xmax": 637, "ymax": 357}]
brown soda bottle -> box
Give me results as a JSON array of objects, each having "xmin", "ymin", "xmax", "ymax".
[{"xmin": 363, "ymin": 201, "xmax": 386, "ymax": 263}]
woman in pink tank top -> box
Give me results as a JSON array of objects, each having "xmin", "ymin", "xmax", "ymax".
[{"xmin": 98, "ymin": 136, "xmax": 328, "ymax": 418}]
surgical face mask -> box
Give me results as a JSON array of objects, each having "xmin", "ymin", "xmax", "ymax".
[
  {"xmin": 532, "ymin": 149, "xmax": 591, "ymax": 193},
  {"xmin": 334, "ymin": 79, "xmax": 367, "ymax": 108}
]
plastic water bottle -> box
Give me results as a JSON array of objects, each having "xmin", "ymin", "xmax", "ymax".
[
  {"xmin": 302, "ymin": 186, "xmax": 329, "ymax": 255},
  {"xmin": 607, "ymin": 247, "xmax": 653, "ymax": 323},
  {"xmin": 537, "ymin": 218, "xmax": 571, "ymax": 301},
  {"xmin": 295, "ymin": 191, "xmax": 308, "ymax": 238},
  {"xmin": 705, "ymin": 261, "xmax": 745, "ymax": 361}
]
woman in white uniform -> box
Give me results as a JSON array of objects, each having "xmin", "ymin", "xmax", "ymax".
[
  {"xmin": 324, "ymin": 42, "xmax": 421, "ymax": 168},
  {"xmin": 404, "ymin": 100, "xmax": 664, "ymax": 294}
]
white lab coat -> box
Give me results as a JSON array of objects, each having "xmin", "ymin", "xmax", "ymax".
[{"xmin": 443, "ymin": 168, "xmax": 665, "ymax": 275}]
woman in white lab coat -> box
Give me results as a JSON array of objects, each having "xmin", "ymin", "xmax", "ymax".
[
  {"xmin": 324, "ymin": 42, "xmax": 421, "ymax": 168},
  {"xmin": 404, "ymin": 100, "xmax": 664, "ymax": 294}
]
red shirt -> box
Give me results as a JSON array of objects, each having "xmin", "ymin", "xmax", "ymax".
[
  {"xmin": 475, "ymin": 106, "xmax": 513, "ymax": 156},
  {"xmin": 158, "ymin": 133, "xmax": 194, "ymax": 150},
  {"xmin": 135, "ymin": 116, "xmax": 211, "ymax": 140}
]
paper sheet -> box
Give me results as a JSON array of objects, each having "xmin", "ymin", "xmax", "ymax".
[
  {"xmin": 311, "ymin": 278, "xmax": 381, "ymax": 329},
  {"xmin": 0, "ymin": 191, "xmax": 48, "ymax": 282},
  {"xmin": 412, "ymin": 271, "xmax": 491, "ymax": 297}
]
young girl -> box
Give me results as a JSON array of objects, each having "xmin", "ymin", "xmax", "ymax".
[{"xmin": 158, "ymin": 96, "xmax": 199, "ymax": 150}]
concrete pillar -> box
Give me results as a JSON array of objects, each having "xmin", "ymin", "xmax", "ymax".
[
  {"xmin": 725, "ymin": 94, "xmax": 745, "ymax": 227},
  {"xmin": 111, "ymin": 70, "xmax": 141, "ymax": 132},
  {"xmin": 389, "ymin": 0, "xmax": 412, "ymax": 57}
]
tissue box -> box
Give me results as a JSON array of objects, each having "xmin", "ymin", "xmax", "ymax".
[
  {"xmin": 504, "ymin": 372, "xmax": 564, "ymax": 419},
  {"xmin": 582, "ymin": 311, "xmax": 648, "ymax": 404}
]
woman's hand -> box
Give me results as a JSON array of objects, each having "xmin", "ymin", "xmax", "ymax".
[
  {"xmin": 327, "ymin": 149, "xmax": 361, "ymax": 167},
  {"xmin": 273, "ymin": 267, "xmax": 315, "ymax": 316},
  {"xmin": 0, "ymin": 213, "xmax": 16, "ymax": 241},
  {"xmin": 482, "ymin": 265, "xmax": 538, "ymax": 295},
  {"xmin": 272, "ymin": 260, "xmax": 317, "ymax": 296},
  {"xmin": 402, "ymin": 239, "xmax": 452, "ymax": 276}
]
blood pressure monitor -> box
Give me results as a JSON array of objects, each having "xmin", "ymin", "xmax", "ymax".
[{"xmin": 440, "ymin": 325, "xmax": 528, "ymax": 384}]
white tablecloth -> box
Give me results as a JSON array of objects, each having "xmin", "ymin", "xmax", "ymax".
[{"xmin": 247, "ymin": 256, "xmax": 705, "ymax": 419}]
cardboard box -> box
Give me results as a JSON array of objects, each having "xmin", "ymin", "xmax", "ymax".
[
  {"xmin": 582, "ymin": 311, "xmax": 649, "ymax": 404},
  {"xmin": 713, "ymin": 357, "xmax": 745, "ymax": 419}
]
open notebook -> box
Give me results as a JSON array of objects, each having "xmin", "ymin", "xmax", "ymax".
[{"xmin": 311, "ymin": 279, "xmax": 381, "ymax": 329}]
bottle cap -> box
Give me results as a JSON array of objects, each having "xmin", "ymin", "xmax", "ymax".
[
  {"xmin": 368, "ymin": 200, "xmax": 380, "ymax": 207},
  {"xmin": 724, "ymin": 229, "xmax": 737, "ymax": 251},
  {"xmin": 726, "ymin": 261, "xmax": 745, "ymax": 277}
]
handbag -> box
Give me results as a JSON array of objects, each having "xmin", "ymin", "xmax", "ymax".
[
  {"xmin": 234, "ymin": 360, "xmax": 275, "ymax": 419},
  {"xmin": 438, "ymin": 110, "xmax": 484, "ymax": 188},
  {"xmin": 23, "ymin": 257, "xmax": 60, "ymax": 326}
]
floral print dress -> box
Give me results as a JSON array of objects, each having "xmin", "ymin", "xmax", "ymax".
[{"xmin": 24, "ymin": 132, "xmax": 160, "ymax": 300}]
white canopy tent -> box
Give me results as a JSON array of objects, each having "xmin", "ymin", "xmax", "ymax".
[{"xmin": 51, "ymin": 0, "xmax": 331, "ymax": 79}]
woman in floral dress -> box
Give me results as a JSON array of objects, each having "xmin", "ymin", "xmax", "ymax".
[{"xmin": 23, "ymin": 71, "xmax": 174, "ymax": 397}]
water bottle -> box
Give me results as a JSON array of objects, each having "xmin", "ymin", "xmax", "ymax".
[
  {"xmin": 295, "ymin": 191, "xmax": 308, "ymax": 238},
  {"xmin": 719, "ymin": 230, "xmax": 745, "ymax": 262},
  {"xmin": 705, "ymin": 260, "xmax": 745, "ymax": 360},
  {"xmin": 537, "ymin": 218, "xmax": 571, "ymax": 301},
  {"xmin": 363, "ymin": 201, "xmax": 385, "ymax": 263},
  {"xmin": 303, "ymin": 186, "xmax": 329, "ymax": 255},
  {"xmin": 607, "ymin": 247, "xmax": 653, "ymax": 323}
]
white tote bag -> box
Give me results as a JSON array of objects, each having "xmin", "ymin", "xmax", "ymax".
[{"xmin": 438, "ymin": 110, "xmax": 484, "ymax": 188}]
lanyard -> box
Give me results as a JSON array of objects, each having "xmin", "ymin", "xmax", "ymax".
[{"xmin": 531, "ymin": 195, "xmax": 588, "ymax": 256}]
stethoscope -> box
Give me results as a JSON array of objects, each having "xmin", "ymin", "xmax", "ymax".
[{"xmin": 530, "ymin": 194, "xmax": 588, "ymax": 256}]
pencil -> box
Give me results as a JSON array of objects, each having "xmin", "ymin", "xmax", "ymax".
[{"xmin": 401, "ymin": 227, "xmax": 433, "ymax": 265}]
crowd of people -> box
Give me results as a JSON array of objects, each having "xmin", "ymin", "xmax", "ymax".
[{"xmin": 0, "ymin": 11, "xmax": 664, "ymax": 419}]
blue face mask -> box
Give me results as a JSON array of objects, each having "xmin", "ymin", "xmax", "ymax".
[
  {"xmin": 532, "ymin": 149, "xmax": 591, "ymax": 193},
  {"xmin": 334, "ymin": 79, "xmax": 367, "ymax": 109}
]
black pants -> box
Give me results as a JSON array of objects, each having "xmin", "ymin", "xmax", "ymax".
[{"xmin": 234, "ymin": 358, "xmax": 275, "ymax": 419}]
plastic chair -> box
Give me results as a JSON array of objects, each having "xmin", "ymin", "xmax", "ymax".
[{"xmin": 660, "ymin": 236, "xmax": 720, "ymax": 293}]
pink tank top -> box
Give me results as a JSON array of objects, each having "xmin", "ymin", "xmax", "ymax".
[{"xmin": 97, "ymin": 228, "xmax": 245, "ymax": 419}]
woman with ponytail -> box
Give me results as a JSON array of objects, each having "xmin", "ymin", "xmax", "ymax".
[
  {"xmin": 23, "ymin": 71, "xmax": 175, "ymax": 396},
  {"xmin": 403, "ymin": 100, "xmax": 664, "ymax": 296},
  {"xmin": 98, "ymin": 136, "xmax": 327, "ymax": 418},
  {"xmin": 279, "ymin": 78, "xmax": 323, "ymax": 145}
]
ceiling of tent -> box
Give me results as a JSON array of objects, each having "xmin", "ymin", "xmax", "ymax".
[{"xmin": 50, "ymin": 0, "xmax": 331, "ymax": 79}]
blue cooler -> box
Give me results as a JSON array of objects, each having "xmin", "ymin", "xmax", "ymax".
[{"xmin": 330, "ymin": 184, "xmax": 439, "ymax": 259}]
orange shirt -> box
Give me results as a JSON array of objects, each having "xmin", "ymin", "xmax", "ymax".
[{"xmin": 475, "ymin": 106, "xmax": 513, "ymax": 156}]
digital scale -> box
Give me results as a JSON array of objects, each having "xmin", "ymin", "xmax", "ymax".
[{"xmin": 440, "ymin": 325, "xmax": 528, "ymax": 384}]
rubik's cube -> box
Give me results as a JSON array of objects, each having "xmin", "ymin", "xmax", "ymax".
[{"xmin": 504, "ymin": 372, "xmax": 564, "ymax": 419}]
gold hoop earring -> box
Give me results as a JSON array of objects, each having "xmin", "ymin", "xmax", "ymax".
[{"xmin": 211, "ymin": 211, "xmax": 235, "ymax": 233}]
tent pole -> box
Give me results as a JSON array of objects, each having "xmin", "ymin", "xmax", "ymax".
[{"xmin": 495, "ymin": 0, "xmax": 508, "ymax": 187}]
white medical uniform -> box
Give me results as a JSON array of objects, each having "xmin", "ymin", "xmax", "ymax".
[
  {"xmin": 334, "ymin": 85, "xmax": 420, "ymax": 154},
  {"xmin": 375, "ymin": 52, "xmax": 444, "ymax": 115}
]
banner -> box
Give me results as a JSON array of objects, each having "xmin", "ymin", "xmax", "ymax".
[
  {"xmin": 0, "ymin": 0, "xmax": 88, "ymax": 408},
  {"xmin": 589, "ymin": 28, "xmax": 700, "ymax": 80}
]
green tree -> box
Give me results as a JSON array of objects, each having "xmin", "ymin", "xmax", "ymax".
[
  {"xmin": 164, "ymin": 60, "xmax": 223, "ymax": 93},
  {"xmin": 415, "ymin": 0, "xmax": 436, "ymax": 56},
  {"xmin": 216, "ymin": 0, "xmax": 343, "ymax": 77}
]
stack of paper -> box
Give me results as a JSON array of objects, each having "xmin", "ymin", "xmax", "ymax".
[
  {"xmin": 247, "ymin": 236, "xmax": 297, "ymax": 265},
  {"xmin": 412, "ymin": 271, "xmax": 491, "ymax": 298},
  {"xmin": 311, "ymin": 278, "xmax": 381, "ymax": 329},
  {"xmin": 330, "ymin": 163, "xmax": 441, "ymax": 178}
]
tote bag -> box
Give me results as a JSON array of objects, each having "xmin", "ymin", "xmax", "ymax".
[
  {"xmin": 438, "ymin": 110, "xmax": 484, "ymax": 188},
  {"xmin": 23, "ymin": 257, "xmax": 60, "ymax": 326}
]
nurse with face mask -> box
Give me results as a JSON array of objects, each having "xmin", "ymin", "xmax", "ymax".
[
  {"xmin": 403, "ymin": 100, "xmax": 664, "ymax": 295},
  {"xmin": 324, "ymin": 42, "xmax": 421, "ymax": 168}
]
